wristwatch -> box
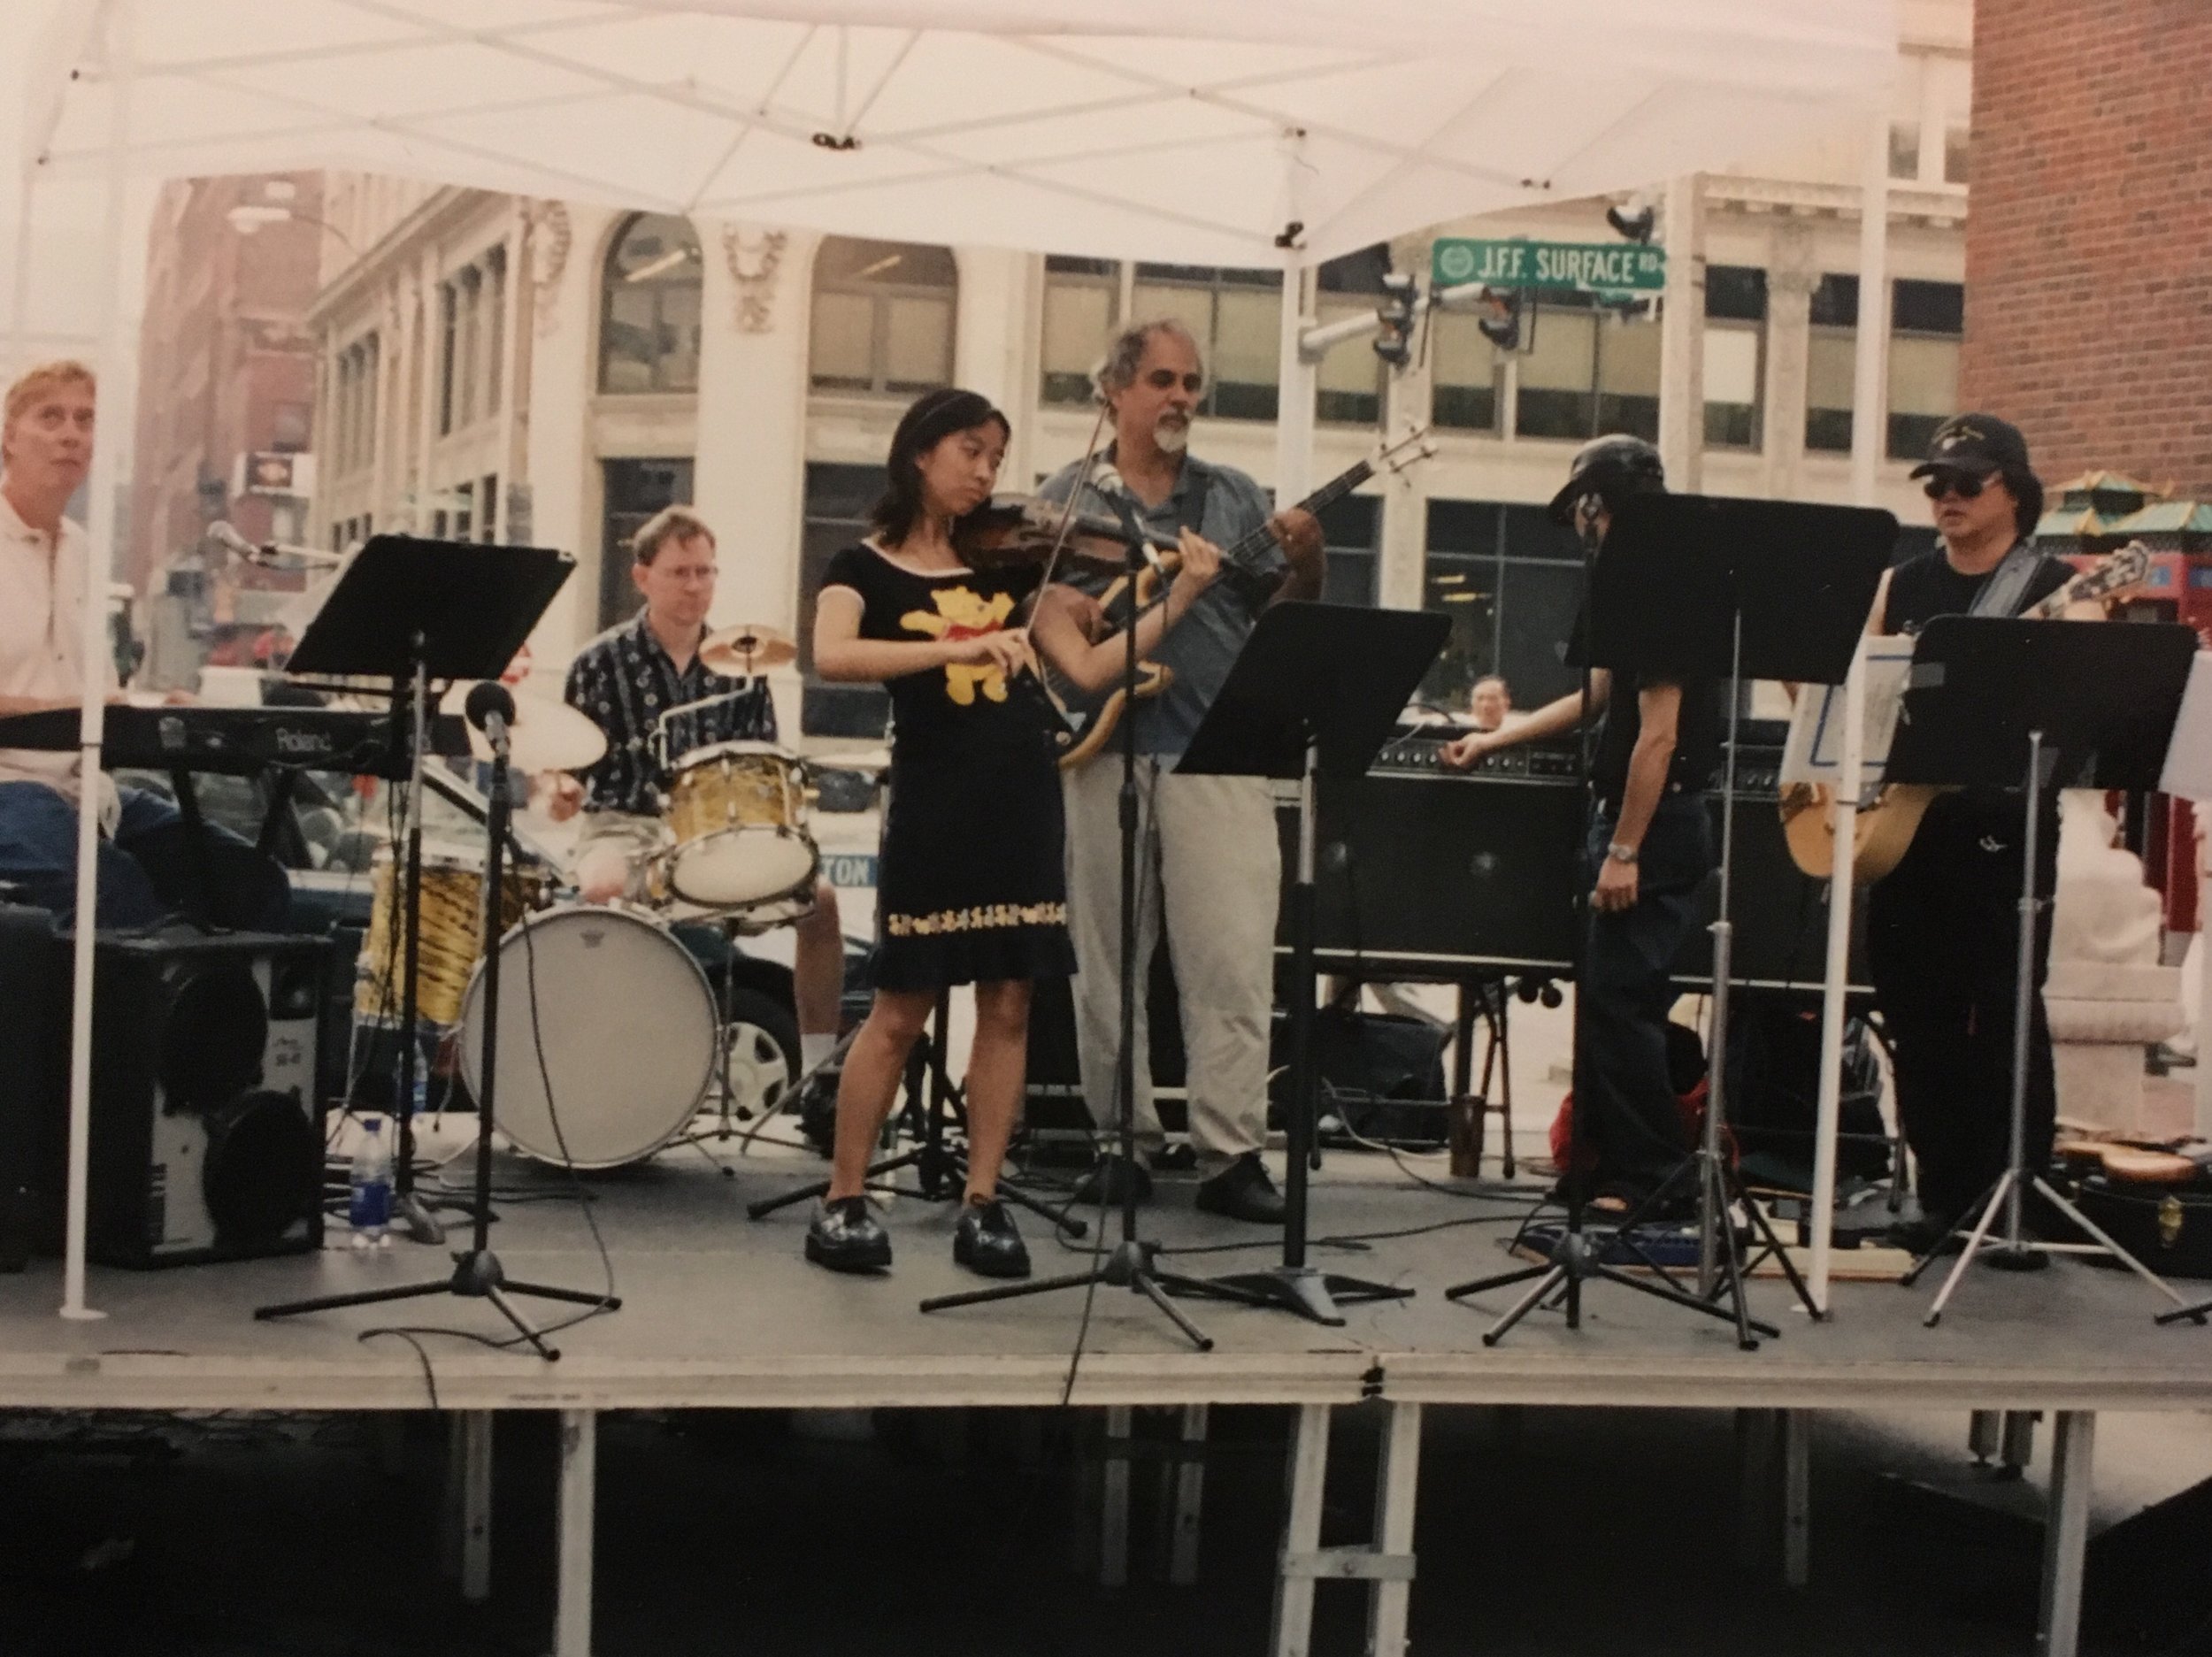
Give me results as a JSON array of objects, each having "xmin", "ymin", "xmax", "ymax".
[{"xmin": 1605, "ymin": 841, "xmax": 1640, "ymax": 865}]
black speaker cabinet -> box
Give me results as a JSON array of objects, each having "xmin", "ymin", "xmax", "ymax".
[
  {"xmin": 0, "ymin": 904, "xmax": 61, "ymax": 1270},
  {"xmin": 1283, "ymin": 772, "xmax": 1869, "ymax": 991},
  {"xmin": 33, "ymin": 931, "xmax": 329, "ymax": 1269}
]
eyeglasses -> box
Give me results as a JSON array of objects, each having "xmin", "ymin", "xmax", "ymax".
[{"xmin": 1923, "ymin": 472, "xmax": 1986, "ymax": 502}]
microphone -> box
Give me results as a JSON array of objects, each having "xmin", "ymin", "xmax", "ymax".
[
  {"xmin": 1085, "ymin": 463, "xmax": 1160, "ymax": 567},
  {"xmin": 464, "ymin": 680, "xmax": 517, "ymax": 755}
]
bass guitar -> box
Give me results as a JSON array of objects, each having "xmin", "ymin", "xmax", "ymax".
[
  {"xmin": 1053, "ymin": 426, "xmax": 1436, "ymax": 769},
  {"xmin": 1778, "ymin": 541, "xmax": 2151, "ymax": 883}
]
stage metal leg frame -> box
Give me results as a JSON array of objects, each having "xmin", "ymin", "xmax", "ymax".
[
  {"xmin": 555, "ymin": 1408, "xmax": 597, "ymax": 1657},
  {"xmin": 2039, "ymin": 1411, "xmax": 2096, "ymax": 1657},
  {"xmin": 1268, "ymin": 1402, "xmax": 1423, "ymax": 1657}
]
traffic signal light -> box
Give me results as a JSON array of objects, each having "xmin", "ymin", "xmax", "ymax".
[
  {"xmin": 1476, "ymin": 288, "xmax": 1521, "ymax": 350},
  {"xmin": 1373, "ymin": 272, "xmax": 1419, "ymax": 366}
]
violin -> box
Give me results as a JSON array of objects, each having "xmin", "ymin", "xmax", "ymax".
[{"xmin": 953, "ymin": 494, "xmax": 1178, "ymax": 577}]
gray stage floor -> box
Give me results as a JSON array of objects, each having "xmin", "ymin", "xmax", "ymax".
[{"xmin": 4, "ymin": 1140, "xmax": 2209, "ymax": 1415}]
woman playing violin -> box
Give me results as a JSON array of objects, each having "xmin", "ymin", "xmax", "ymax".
[{"xmin": 804, "ymin": 387, "xmax": 1225, "ymax": 1278}]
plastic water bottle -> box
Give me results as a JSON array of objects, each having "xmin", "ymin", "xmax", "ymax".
[{"xmin": 349, "ymin": 1118, "xmax": 394, "ymax": 1249}]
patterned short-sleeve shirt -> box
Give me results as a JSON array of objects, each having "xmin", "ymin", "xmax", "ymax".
[{"xmin": 562, "ymin": 610, "xmax": 777, "ymax": 817}]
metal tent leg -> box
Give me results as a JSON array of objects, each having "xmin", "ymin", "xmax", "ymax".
[
  {"xmin": 2038, "ymin": 1411, "xmax": 2096, "ymax": 1657},
  {"xmin": 553, "ymin": 1409, "xmax": 596, "ymax": 1657},
  {"xmin": 1366, "ymin": 1402, "xmax": 1425, "ymax": 1657}
]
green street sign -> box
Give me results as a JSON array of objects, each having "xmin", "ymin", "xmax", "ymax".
[{"xmin": 1432, "ymin": 238, "xmax": 1666, "ymax": 294}]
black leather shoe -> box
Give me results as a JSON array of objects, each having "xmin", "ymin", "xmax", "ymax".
[
  {"xmin": 953, "ymin": 1198, "xmax": 1032, "ymax": 1279},
  {"xmin": 1071, "ymin": 1153, "xmax": 1153, "ymax": 1208},
  {"xmin": 805, "ymin": 1195, "xmax": 891, "ymax": 1272},
  {"xmin": 1194, "ymin": 1153, "xmax": 1286, "ymax": 1224}
]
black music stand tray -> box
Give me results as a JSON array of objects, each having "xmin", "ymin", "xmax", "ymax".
[
  {"xmin": 1880, "ymin": 617, "xmax": 2203, "ymax": 1325},
  {"xmin": 1447, "ymin": 495, "xmax": 1892, "ymax": 1348},
  {"xmin": 1164, "ymin": 602, "xmax": 1449, "ymax": 1326}
]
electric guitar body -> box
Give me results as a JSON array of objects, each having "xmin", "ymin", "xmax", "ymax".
[{"xmin": 1775, "ymin": 542, "xmax": 2150, "ymax": 883}]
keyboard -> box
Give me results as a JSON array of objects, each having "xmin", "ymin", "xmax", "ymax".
[{"xmin": 0, "ymin": 704, "xmax": 468, "ymax": 779}]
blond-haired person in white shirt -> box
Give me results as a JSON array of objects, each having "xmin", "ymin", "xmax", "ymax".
[{"xmin": 0, "ymin": 361, "xmax": 288, "ymax": 930}]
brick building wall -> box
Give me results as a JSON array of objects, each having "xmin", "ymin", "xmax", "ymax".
[
  {"xmin": 127, "ymin": 174, "xmax": 320, "ymax": 595},
  {"xmin": 1962, "ymin": 0, "xmax": 2212, "ymax": 493}
]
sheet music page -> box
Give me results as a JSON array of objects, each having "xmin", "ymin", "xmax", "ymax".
[{"xmin": 1778, "ymin": 637, "xmax": 1915, "ymax": 797}]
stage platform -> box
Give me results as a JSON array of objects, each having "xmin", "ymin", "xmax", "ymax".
[
  {"xmin": 4, "ymin": 1143, "xmax": 2203, "ymax": 1657},
  {"xmin": 1, "ymin": 1145, "xmax": 2205, "ymax": 1415}
]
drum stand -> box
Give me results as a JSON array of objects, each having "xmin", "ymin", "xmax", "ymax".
[
  {"xmin": 672, "ymin": 912, "xmax": 824, "ymax": 1175},
  {"xmin": 258, "ymin": 688, "xmax": 618, "ymax": 1359},
  {"xmin": 745, "ymin": 993, "xmax": 1085, "ymax": 1237}
]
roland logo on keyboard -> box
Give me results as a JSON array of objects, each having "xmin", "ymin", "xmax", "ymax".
[{"xmin": 274, "ymin": 726, "xmax": 334, "ymax": 757}]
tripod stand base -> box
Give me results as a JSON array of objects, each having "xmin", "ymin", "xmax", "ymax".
[
  {"xmin": 1914, "ymin": 1170, "xmax": 2192, "ymax": 1326},
  {"xmin": 1445, "ymin": 1221, "xmax": 1778, "ymax": 1348},
  {"xmin": 1172, "ymin": 1265, "xmax": 1412, "ymax": 1328},
  {"xmin": 254, "ymin": 1249, "xmax": 617, "ymax": 1361},
  {"xmin": 918, "ymin": 1238, "xmax": 1212, "ymax": 1351}
]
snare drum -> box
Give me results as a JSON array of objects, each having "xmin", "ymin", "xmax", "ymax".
[
  {"xmin": 355, "ymin": 849, "xmax": 534, "ymax": 1028},
  {"xmin": 663, "ymin": 740, "xmax": 819, "ymax": 909},
  {"xmin": 458, "ymin": 904, "xmax": 720, "ymax": 1169}
]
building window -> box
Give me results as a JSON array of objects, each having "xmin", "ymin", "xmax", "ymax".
[
  {"xmin": 600, "ymin": 457, "xmax": 694, "ymax": 628},
  {"xmin": 437, "ymin": 281, "xmax": 458, "ymax": 434},
  {"xmin": 1888, "ymin": 279, "xmax": 1962, "ymax": 460},
  {"xmin": 484, "ymin": 247, "xmax": 507, "ymax": 418},
  {"xmin": 1805, "ymin": 275, "xmax": 1858, "ymax": 454},
  {"xmin": 1515, "ymin": 293, "xmax": 1660, "ymax": 444},
  {"xmin": 809, "ymin": 238, "xmax": 957, "ymax": 396},
  {"xmin": 1313, "ymin": 248, "xmax": 1390, "ymax": 427},
  {"xmin": 1040, "ymin": 256, "xmax": 1118, "ymax": 407},
  {"xmin": 1431, "ymin": 311, "xmax": 1502, "ymax": 433},
  {"xmin": 480, "ymin": 472, "xmax": 499, "ymax": 542},
  {"xmin": 272, "ymin": 400, "xmax": 311, "ymax": 453},
  {"xmin": 1421, "ymin": 499, "xmax": 1580, "ymax": 708},
  {"xmin": 1943, "ymin": 126, "xmax": 1970, "ymax": 186},
  {"xmin": 1317, "ymin": 495, "xmax": 1381, "ymax": 605},
  {"xmin": 1129, "ymin": 264, "xmax": 1281, "ymax": 421},
  {"xmin": 1888, "ymin": 120, "xmax": 1921, "ymax": 182},
  {"xmin": 599, "ymin": 213, "xmax": 703, "ymax": 395},
  {"xmin": 799, "ymin": 463, "xmax": 892, "ymax": 738},
  {"xmin": 334, "ymin": 334, "xmax": 379, "ymax": 475},
  {"xmin": 1703, "ymin": 265, "xmax": 1766, "ymax": 451}
]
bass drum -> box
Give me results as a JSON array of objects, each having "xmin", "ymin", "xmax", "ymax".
[{"xmin": 458, "ymin": 905, "xmax": 718, "ymax": 1169}]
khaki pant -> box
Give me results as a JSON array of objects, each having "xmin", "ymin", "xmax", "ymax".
[{"xmin": 1062, "ymin": 756, "xmax": 1279, "ymax": 1170}]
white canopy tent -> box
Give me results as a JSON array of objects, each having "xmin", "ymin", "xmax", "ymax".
[{"xmin": 7, "ymin": 0, "xmax": 1897, "ymax": 1322}]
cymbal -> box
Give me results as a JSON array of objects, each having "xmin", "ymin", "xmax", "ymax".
[
  {"xmin": 701, "ymin": 622, "xmax": 797, "ymax": 676},
  {"xmin": 439, "ymin": 681, "xmax": 608, "ymax": 774}
]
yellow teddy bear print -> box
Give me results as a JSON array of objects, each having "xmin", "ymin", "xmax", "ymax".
[{"xmin": 900, "ymin": 586, "xmax": 1017, "ymax": 705}]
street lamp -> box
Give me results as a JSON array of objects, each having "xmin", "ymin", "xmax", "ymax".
[{"xmin": 226, "ymin": 201, "xmax": 359, "ymax": 257}]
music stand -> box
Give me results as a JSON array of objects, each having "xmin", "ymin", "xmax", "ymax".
[
  {"xmin": 263, "ymin": 536, "xmax": 571, "ymax": 1256},
  {"xmin": 1879, "ymin": 617, "xmax": 2201, "ymax": 1324},
  {"xmin": 1447, "ymin": 495, "xmax": 1892, "ymax": 1347},
  {"xmin": 1164, "ymin": 602, "xmax": 1448, "ymax": 1325}
]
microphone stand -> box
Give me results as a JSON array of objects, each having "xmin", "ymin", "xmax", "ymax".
[
  {"xmin": 921, "ymin": 493, "xmax": 1215, "ymax": 1346},
  {"xmin": 257, "ymin": 687, "xmax": 619, "ymax": 1359}
]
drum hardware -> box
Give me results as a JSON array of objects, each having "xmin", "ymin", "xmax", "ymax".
[
  {"xmin": 667, "ymin": 909, "xmax": 814, "ymax": 1174},
  {"xmin": 258, "ymin": 682, "xmax": 618, "ymax": 1358},
  {"xmin": 700, "ymin": 621, "xmax": 800, "ymax": 677},
  {"xmin": 746, "ymin": 993, "xmax": 1086, "ymax": 1239}
]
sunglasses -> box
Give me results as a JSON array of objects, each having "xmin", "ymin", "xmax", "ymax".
[{"xmin": 1923, "ymin": 471, "xmax": 1987, "ymax": 502}]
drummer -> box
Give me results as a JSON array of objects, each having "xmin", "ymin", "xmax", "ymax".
[{"xmin": 541, "ymin": 505, "xmax": 846, "ymax": 1081}]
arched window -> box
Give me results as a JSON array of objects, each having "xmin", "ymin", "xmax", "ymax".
[
  {"xmin": 809, "ymin": 237, "xmax": 957, "ymax": 395},
  {"xmin": 599, "ymin": 213, "xmax": 703, "ymax": 394}
]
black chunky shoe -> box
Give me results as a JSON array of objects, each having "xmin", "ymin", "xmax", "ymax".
[
  {"xmin": 805, "ymin": 1195, "xmax": 892, "ymax": 1273},
  {"xmin": 1194, "ymin": 1153, "xmax": 1286, "ymax": 1224},
  {"xmin": 952, "ymin": 1198, "xmax": 1031, "ymax": 1279}
]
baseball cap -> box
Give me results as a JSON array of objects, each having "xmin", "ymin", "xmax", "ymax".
[{"xmin": 1908, "ymin": 413, "xmax": 2032, "ymax": 480}]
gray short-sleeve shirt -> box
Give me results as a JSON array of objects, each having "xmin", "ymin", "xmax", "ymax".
[{"xmin": 1034, "ymin": 451, "xmax": 1280, "ymax": 758}]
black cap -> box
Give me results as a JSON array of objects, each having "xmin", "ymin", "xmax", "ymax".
[
  {"xmin": 1547, "ymin": 433, "xmax": 1665, "ymax": 525},
  {"xmin": 1909, "ymin": 413, "xmax": 2032, "ymax": 480}
]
